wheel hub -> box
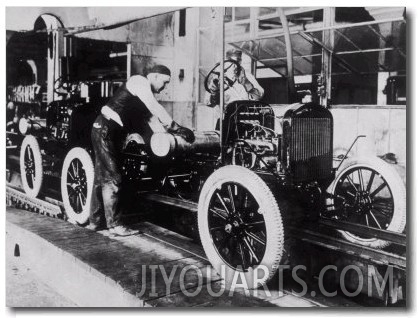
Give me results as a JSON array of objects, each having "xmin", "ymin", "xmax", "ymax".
[
  {"xmin": 224, "ymin": 216, "xmax": 244, "ymax": 235},
  {"xmin": 70, "ymin": 174, "xmax": 86, "ymax": 194},
  {"xmin": 353, "ymin": 191, "xmax": 373, "ymax": 215},
  {"xmin": 25, "ymin": 160, "xmax": 34, "ymax": 173},
  {"xmin": 75, "ymin": 177, "xmax": 85, "ymax": 193},
  {"xmin": 224, "ymin": 224, "xmax": 233, "ymax": 234}
]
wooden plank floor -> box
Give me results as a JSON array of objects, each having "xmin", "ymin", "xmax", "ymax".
[{"xmin": 6, "ymin": 207, "xmax": 291, "ymax": 307}]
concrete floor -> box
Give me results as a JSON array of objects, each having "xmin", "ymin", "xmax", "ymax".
[{"xmin": 6, "ymin": 255, "xmax": 76, "ymax": 307}]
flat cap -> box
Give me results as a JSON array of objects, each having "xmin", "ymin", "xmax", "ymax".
[{"xmin": 147, "ymin": 64, "xmax": 171, "ymax": 77}]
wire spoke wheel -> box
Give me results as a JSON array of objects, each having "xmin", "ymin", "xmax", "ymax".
[
  {"xmin": 198, "ymin": 165, "xmax": 284, "ymax": 289},
  {"xmin": 24, "ymin": 146, "xmax": 35, "ymax": 189},
  {"xmin": 66, "ymin": 158, "xmax": 88, "ymax": 214},
  {"xmin": 61, "ymin": 147, "xmax": 94, "ymax": 225},
  {"xmin": 330, "ymin": 157, "xmax": 406, "ymax": 248},
  {"xmin": 20, "ymin": 135, "xmax": 43, "ymax": 198},
  {"xmin": 208, "ymin": 182, "xmax": 267, "ymax": 271},
  {"xmin": 334, "ymin": 167, "xmax": 394, "ymax": 233}
]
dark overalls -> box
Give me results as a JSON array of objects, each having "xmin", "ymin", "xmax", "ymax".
[{"xmin": 89, "ymin": 84, "xmax": 155, "ymax": 228}]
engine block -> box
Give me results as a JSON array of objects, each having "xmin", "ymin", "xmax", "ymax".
[{"xmin": 222, "ymin": 101, "xmax": 334, "ymax": 183}]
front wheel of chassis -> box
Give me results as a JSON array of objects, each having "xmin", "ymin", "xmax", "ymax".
[
  {"xmin": 330, "ymin": 156, "xmax": 406, "ymax": 248},
  {"xmin": 61, "ymin": 147, "xmax": 94, "ymax": 225},
  {"xmin": 198, "ymin": 165, "xmax": 284, "ymax": 289}
]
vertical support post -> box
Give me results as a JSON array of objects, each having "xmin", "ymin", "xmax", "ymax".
[
  {"xmin": 193, "ymin": 27, "xmax": 200, "ymax": 129},
  {"xmin": 278, "ymin": 8, "xmax": 296, "ymax": 103},
  {"xmin": 55, "ymin": 30, "xmax": 64, "ymax": 101},
  {"xmin": 47, "ymin": 30, "xmax": 62, "ymax": 103},
  {"xmin": 251, "ymin": 58, "xmax": 257, "ymax": 77},
  {"xmin": 249, "ymin": 7, "xmax": 257, "ymax": 40},
  {"xmin": 377, "ymin": 71, "xmax": 389, "ymax": 105},
  {"xmin": 46, "ymin": 31, "xmax": 55, "ymax": 104},
  {"xmin": 41, "ymin": 15, "xmax": 63, "ymax": 104},
  {"xmin": 321, "ymin": 7, "xmax": 335, "ymax": 107},
  {"xmin": 218, "ymin": 7, "xmax": 225, "ymax": 164},
  {"xmin": 376, "ymin": 21, "xmax": 391, "ymax": 106},
  {"xmin": 126, "ymin": 43, "xmax": 132, "ymax": 79}
]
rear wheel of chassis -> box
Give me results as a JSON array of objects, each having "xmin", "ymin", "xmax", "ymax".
[
  {"xmin": 61, "ymin": 147, "xmax": 94, "ymax": 225},
  {"xmin": 20, "ymin": 135, "xmax": 43, "ymax": 198},
  {"xmin": 198, "ymin": 165, "xmax": 284, "ymax": 289}
]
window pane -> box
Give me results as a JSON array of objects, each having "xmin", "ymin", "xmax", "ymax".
[
  {"xmin": 258, "ymin": 7, "xmax": 277, "ymax": 17},
  {"xmin": 225, "ymin": 7, "xmax": 232, "ymax": 23},
  {"xmin": 258, "ymin": 17, "xmax": 282, "ymax": 32},
  {"xmin": 235, "ymin": 7, "xmax": 250, "ymax": 20}
]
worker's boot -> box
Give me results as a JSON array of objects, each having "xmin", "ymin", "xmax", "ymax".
[
  {"xmin": 109, "ymin": 225, "xmax": 138, "ymax": 236},
  {"xmin": 85, "ymin": 223, "xmax": 107, "ymax": 231}
]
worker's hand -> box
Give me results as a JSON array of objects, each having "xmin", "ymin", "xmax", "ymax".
[
  {"xmin": 238, "ymin": 67, "xmax": 256, "ymax": 93},
  {"xmin": 209, "ymin": 78, "xmax": 219, "ymax": 92},
  {"xmin": 176, "ymin": 126, "xmax": 195, "ymax": 143},
  {"xmin": 167, "ymin": 121, "xmax": 195, "ymax": 143},
  {"xmin": 209, "ymin": 92, "xmax": 220, "ymax": 106},
  {"xmin": 237, "ymin": 66, "xmax": 246, "ymax": 84}
]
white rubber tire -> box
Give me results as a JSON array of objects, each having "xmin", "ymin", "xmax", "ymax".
[
  {"xmin": 198, "ymin": 165, "xmax": 284, "ymax": 290},
  {"xmin": 61, "ymin": 147, "xmax": 94, "ymax": 225},
  {"xmin": 20, "ymin": 135, "xmax": 43, "ymax": 198},
  {"xmin": 330, "ymin": 156, "xmax": 406, "ymax": 248}
]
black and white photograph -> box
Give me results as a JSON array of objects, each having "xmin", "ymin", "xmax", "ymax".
[{"xmin": 4, "ymin": 5, "xmax": 409, "ymax": 308}]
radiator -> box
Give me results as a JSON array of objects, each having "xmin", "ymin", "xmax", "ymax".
[{"xmin": 287, "ymin": 117, "xmax": 333, "ymax": 182}]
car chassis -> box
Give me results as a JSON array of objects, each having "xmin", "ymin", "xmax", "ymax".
[{"xmin": 16, "ymin": 60, "xmax": 406, "ymax": 289}]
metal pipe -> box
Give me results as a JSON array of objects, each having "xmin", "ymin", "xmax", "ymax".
[
  {"xmin": 336, "ymin": 135, "xmax": 366, "ymax": 171},
  {"xmin": 126, "ymin": 43, "xmax": 132, "ymax": 79},
  {"xmin": 150, "ymin": 131, "xmax": 220, "ymax": 158}
]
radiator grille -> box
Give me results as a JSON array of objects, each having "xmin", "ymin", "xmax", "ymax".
[{"xmin": 289, "ymin": 117, "xmax": 333, "ymax": 182}]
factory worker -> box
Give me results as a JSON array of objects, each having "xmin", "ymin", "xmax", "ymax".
[{"xmin": 88, "ymin": 64, "xmax": 194, "ymax": 236}]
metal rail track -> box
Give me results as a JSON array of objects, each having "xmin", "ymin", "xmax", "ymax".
[
  {"xmin": 139, "ymin": 192, "xmax": 406, "ymax": 271},
  {"xmin": 6, "ymin": 185, "xmax": 406, "ymax": 305},
  {"xmin": 6, "ymin": 185, "xmax": 64, "ymax": 219},
  {"xmin": 6, "ymin": 186, "xmax": 406, "ymax": 271}
]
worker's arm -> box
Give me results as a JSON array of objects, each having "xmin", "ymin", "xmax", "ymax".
[
  {"xmin": 238, "ymin": 68, "xmax": 264, "ymax": 100},
  {"xmin": 204, "ymin": 91, "xmax": 220, "ymax": 107},
  {"xmin": 101, "ymin": 106, "xmax": 123, "ymax": 127},
  {"xmin": 204, "ymin": 77, "xmax": 221, "ymax": 107},
  {"xmin": 127, "ymin": 76, "xmax": 195, "ymax": 142},
  {"xmin": 126, "ymin": 75, "xmax": 173, "ymax": 128}
]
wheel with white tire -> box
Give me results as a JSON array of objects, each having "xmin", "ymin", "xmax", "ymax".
[
  {"xmin": 20, "ymin": 135, "xmax": 43, "ymax": 198},
  {"xmin": 198, "ymin": 165, "xmax": 284, "ymax": 289},
  {"xmin": 330, "ymin": 156, "xmax": 406, "ymax": 248},
  {"xmin": 61, "ymin": 147, "xmax": 94, "ymax": 225}
]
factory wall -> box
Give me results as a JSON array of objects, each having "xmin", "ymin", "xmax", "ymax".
[
  {"xmin": 332, "ymin": 106, "xmax": 406, "ymax": 182},
  {"xmin": 127, "ymin": 8, "xmax": 200, "ymax": 129}
]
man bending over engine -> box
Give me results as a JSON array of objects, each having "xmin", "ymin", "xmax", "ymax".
[{"xmin": 88, "ymin": 65, "xmax": 194, "ymax": 236}]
